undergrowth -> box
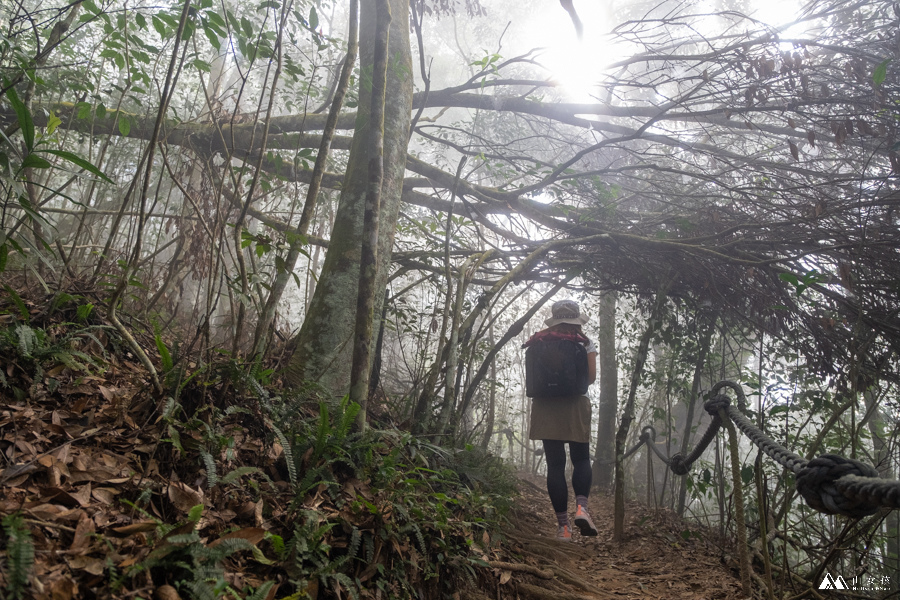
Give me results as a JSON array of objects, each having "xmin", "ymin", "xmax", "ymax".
[
  {"xmin": 261, "ymin": 390, "xmax": 519, "ymax": 599},
  {"xmin": 0, "ymin": 295, "xmax": 518, "ymax": 600}
]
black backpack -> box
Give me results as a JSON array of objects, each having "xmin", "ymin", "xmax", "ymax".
[{"xmin": 525, "ymin": 339, "xmax": 589, "ymax": 398}]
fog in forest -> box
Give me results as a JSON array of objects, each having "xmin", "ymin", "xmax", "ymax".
[{"xmin": 1, "ymin": 0, "xmax": 899, "ymax": 596}]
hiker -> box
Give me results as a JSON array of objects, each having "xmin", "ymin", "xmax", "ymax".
[{"xmin": 523, "ymin": 299, "xmax": 598, "ymax": 541}]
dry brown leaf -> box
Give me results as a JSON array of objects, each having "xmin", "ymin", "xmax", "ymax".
[
  {"xmin": 15, "ymin": 439, "xmax": 37, "ymax": 457},
  {"xmin": 91, "ymin": 487, "xmax": 117, "ymax": 504},
  {"xmin": 153, "ymin": 585, "xmax": 182, "ymax": 600},
  {"xmin": 66, "ymin": 555, "xmax": 105, "ymax": 576},
  {"xmin": 73, "ymin": 484, "xmax": 93, "ymax": 507},
  {"xmin": 254, "ymin": 499, "xmax": 264, "ymax": 526},
  {"xmin": 168, "ymin": 482, "xmax": 204, "ymax": 513},
  {"xmin": 499, "ymin": 570, "xmax": 512, "ymax": 585},
  {"xmin": 49, "ymin": 576, "xmax": 78, "ymax": 600},
  {"xmin": 25, "ymin": 503, "xmax": 63, "ymax": 522},
  {"xmin": 0, "ymin": 462, "xmax": 38, "ymax": 485},
  {"xmin": 70, "ymin": 512, "xmax": 95, "ymax": 552},
  {"xmin": 110, "ymin": 521, "xmax": 158, "ymax": 537},
  {"xmin": 210, "ymin": 527, "xmax": 267, "ymax": 547}
]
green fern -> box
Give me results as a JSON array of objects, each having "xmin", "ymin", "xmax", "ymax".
[
  {"xmin": 244, "ymin": 581, "xmax": 276, "ymax": 600},
  {"xmin": 330, "ymin": 572, "xmax": 359, "ymax": 600},
  {"xmin": 2, "ymin": 513, "xmax": 34, "ymax": 600},
  {"xmin": 15, "ymin": 324, "xmax": 39, "ymax": 356},
  {"xmin": 314, "ymin": 402, "xmax": 332, "ymax": 459},
  {"xmin": 266, "ymin": 419, "xmax": 297, "ymax": 485},
  {"xmin": 336, "ymin": 396, "xmax": 361, "ymax": 439},
  {"xmin": 200, "ymin": 450, "xmax": 217, "ymax": 488},
  {"xmin": 348, "ymin": 526, "xmax": 361, "ymax": 559},
  {"xmin": 218, "ymin": 466, "xmax": 259, "ymax": 486}
]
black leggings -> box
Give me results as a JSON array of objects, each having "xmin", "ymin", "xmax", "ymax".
[{"xmin": 543, "ymin": 440, "xmax": 591, "ymax": 513}]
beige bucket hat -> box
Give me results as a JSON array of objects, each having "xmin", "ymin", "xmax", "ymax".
[{"xmin": 544, "ymin": 299, "xmax": 589, "ymax": 326}]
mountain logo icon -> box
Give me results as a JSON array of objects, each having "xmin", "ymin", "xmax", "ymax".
[{"xmin": 819, "ymin": 574, "xmax": 849, "ymax": 590}]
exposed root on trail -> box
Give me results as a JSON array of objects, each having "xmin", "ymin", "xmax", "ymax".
[{"xmin": 487, "ymin": 561, "xmax": 553, "ymax": 579}]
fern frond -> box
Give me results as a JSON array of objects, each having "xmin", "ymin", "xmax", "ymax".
[
  {"xmin": 314, "ymin": 402, "xmax": 332, "ymax": 458},
  {"xmin": 185, "ymin": 578, "xmax": 218, "ymax": 600},
  {"xmin": 266, "ymin": 419, "xmax": 297, "ymax": 485},
  {"xmin": 204, "ymin": 538, "xmax": 252, "ymax": 563},
  {"xmin": 2, "ymin": 513, "xmax": 34, "ymax": 600},
  {"xmin": 244, "ymin": 581, "xmax": 276, "ymax": 600},
  {"xmin": 15, "ymin": 324, "xmax": 38, "ymax": 357},
  {"xmin": 200, "ymin": 450, "xmax": 217, "ymax": 488},
  {"xmin": 337, "ymin": 397, "xmax": 361, "ymax": 439},
  {"xmin": 332, "ymin": 572, "xmax": 359, "ymax": 600},
  {"xmin": 348, "ymin": 526, "xmax": 361, "ymax": 559},
  {"xmin": 219, "ymin": 466, "xmax": 259, "ymax": 485},
  {"xmin": 166, "ymin": 532, "xmax": 202, "ymax": 545}
]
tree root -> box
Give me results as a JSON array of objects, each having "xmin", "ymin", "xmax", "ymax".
[
  {"xmin": 487, "ymin": 561, "xmax": 553, "ymax": 579},
  {"xmin": 505, "ymin": 529, "xmax": 586, "ymax": 559},
  {"xmin": 548, "ymin": 566, "xmax": 596, "ymax": 594},
  {"xmin": 517, "ymin": 582, "xmax": 600, "ymax": 600}
]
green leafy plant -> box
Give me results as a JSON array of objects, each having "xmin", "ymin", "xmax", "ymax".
[
  {"xmin": 125, "ymin": 504, "xmax": 258, "ymax": 599},
  {"xmin": 0, "ymin": 321, "xmax": 107, "ymax": 391},
  {"xmin": 0, "ymin": 79, "xmax": 113, "ymax": 273},
  {"xmin": 1, "ymin": 513, "xmax": 34, "ymax": 600}
]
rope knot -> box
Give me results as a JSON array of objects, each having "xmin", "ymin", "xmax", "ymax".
[
  {"xmin": 669, "ymin": 453, "xmax": 690, "ymax": 476},
  {"xmin": 796, "ymin": 454, "xmax": 881, "ymax": 518},
  {"xmin": 704, "ymin": 394, "xmax": 730, "ymax": 416}
]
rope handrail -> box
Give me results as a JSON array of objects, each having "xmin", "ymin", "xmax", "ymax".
[{"xmin": 624, "ymin": 379, "xmax": 900, "ymax": 519}]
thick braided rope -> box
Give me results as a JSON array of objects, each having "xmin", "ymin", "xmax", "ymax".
[
  {"xmin": 834, "ymin": 474, "xmax": 900, "ymax": 511},
  {"xmin": 639, "ymin": 425, "xmax": 676, "ymax": 465},
  {"xmin": 711, "ymin": 381, "xmax": 809, "ymax": 474},
  {"xmin": 795, "ymin": 455, "xmax": 885, "ymax": 517},
  {"xmin": 669, "ymin": 412, "xmax": 722, "ymax": 475},
  {"xmin": 711, "ymin": 381, "xmax": 890, "ymax": 518},
  {"xmin": 621, "ymin": 427, "xmax": 651, "ymax": 461},
  {"xmin": 594, "ymin": 428, "xmax": 651, "ymax": 466},
  {"xmin": 634, "ymin": 381, "xmax": 900, "ymax": 518},
  {"xmin": 724, "ymin": 404, "xmax": 808, "ymax": 474}
]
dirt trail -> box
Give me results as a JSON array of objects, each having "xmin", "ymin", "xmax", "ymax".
[{"xmin": 481, "ymin": 473, "xmax": 746, "ymax": 600}]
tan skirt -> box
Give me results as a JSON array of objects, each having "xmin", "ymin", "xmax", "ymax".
[{"xmin": 528, "ymin": 395, "xmax": 592, "ymax": 444}]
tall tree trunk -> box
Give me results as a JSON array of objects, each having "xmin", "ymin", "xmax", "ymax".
[
  {"xmin": 348, "ymin": 0, "xmax": 391, "ymax": 427},
  {"xmin": 282, "ymin": 0, "xmax": 412, "ymax": 396},
  {"xmin": 676, "ymin": 312, "xmax": 716, "ymax": 516},
  {"xmin": 862, "ymin": 388, "xmax": 900, "ymax": 579},
  {"xmin": 480, "ymin": 323, "xmax": 497, "ymax": 450},
  {"xmin": 614, "ymin": 282, "xmax": 669, "ymax": 542},
  {"xmin": 593, "ymin": 290, "xmax": 618, "ymax": 490},
  {"xmin": 251, "ymin": 2, "xmax": 359, "ymax": 357}
]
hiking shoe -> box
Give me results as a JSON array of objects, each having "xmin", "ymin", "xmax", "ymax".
[
  {"xmin": 556, "ymin": 524, "xmax": 572, "ymax": 542},
  {"xmin": 574, "ymin": 506, "xmax": 598, "ymax": 536}
]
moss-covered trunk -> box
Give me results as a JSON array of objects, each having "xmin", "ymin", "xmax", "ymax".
[
  {"xmin": 592, "ymin": 290, "xmax": 618, "ymax": 490},
  {"xmin": 283, "ymin": 0, "xmax": 412, "ymax": 396}
]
